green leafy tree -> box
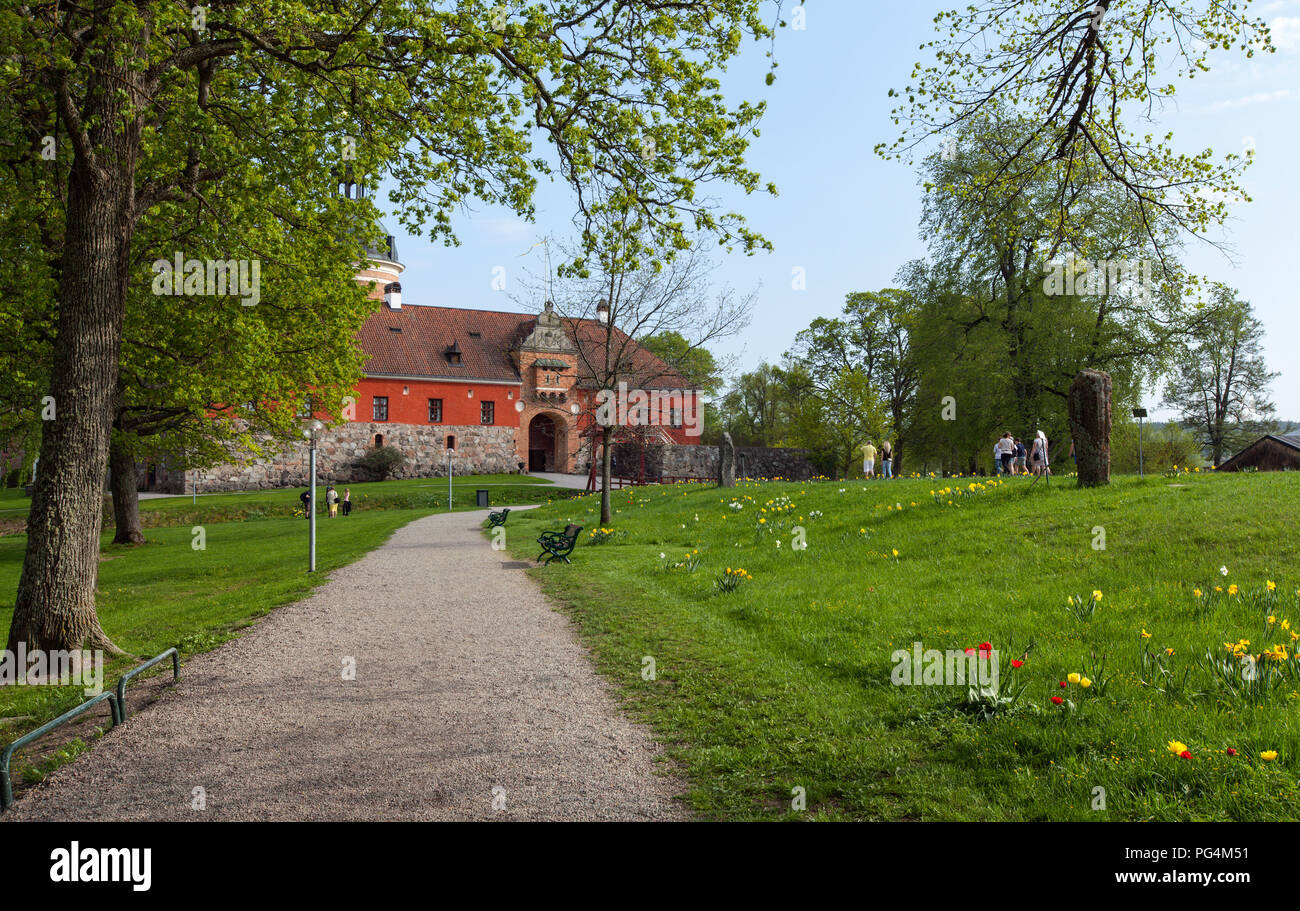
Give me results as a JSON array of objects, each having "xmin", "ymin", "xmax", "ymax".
[
  {"xmin": 719, "ymin": 363, "xmax": 793, "ymax": 447},
  {"xmin": 3, "ymin": 0, "xmax": 790, "ymax": 652},
  {"xmin": 897, "ymin": 109, "xmax": 1193, "ymax": 473},
  {"xmin": 1162, "ymin": 285, "xmax": 1277, "ymax": 466},
  {"xmin": 878, "ymin": 1, "xmax": 1272, "ymax": 261},
  {"xmin": 638, "ymin": 332, "xmax": 724, "ymax": 397},
  {"xmin": 789, "ymin": 289, "xmax": 918, "ymax": 472},
  {"xmin": 106, "ymin": 187, "xmax": 377, "ymax": 544}
]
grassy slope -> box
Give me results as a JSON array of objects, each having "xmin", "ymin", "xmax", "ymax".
[{"xmin": 505, "ymin": 473, "xmax": 1300, "ymax": 821}]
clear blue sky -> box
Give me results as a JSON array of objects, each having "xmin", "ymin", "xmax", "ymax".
[{"xmin": 379, "ymin": 1, "xmax": 1300, "ymax": 420}]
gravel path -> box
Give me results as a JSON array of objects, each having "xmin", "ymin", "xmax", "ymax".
[{"xmin": 5, "ymin": 510, "xmax": 688, "ymax": 821}]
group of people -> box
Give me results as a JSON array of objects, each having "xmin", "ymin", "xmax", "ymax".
[
  {"xmin": 299, "ymin": 484, "xmax": 351, "ymax": 518},
  {"xmin": 993, "ymin": 431, "xmax": 1051, "ymax": 477},
  {"xmin": 861, "ymin": 440, "xmax": 894, "ymax": 479}
]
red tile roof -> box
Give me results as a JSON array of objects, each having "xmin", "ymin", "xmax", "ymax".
[
  {"xmin": 357, "ymin": 305, "xmax": 531, "ymax": 382},
  {"xmin": 357, "ymin": 303, "xmax": 691, "ymax": 389}
]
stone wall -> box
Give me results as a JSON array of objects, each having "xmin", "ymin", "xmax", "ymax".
[
  {"xmin": 155, "ymin": 422, "xmax": 520, "ymax": 493},
  {"xmin": 659, "ymin": 444, "xmax": 718, "ymax": 479},
  {"xmin": 735, "ymin": 447, "xmax": 817, "ymax": 481},
  {"xmin": 619, "ymin": 442, "xmax": 816, "ymax": 482}
]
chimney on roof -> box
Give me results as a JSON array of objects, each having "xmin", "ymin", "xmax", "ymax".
[
  {"xmin": 596, "ymin": 299, "xmax": 610, "ymax": 324},
  {"xmin": 383, "ymin": 281, "xmax": 402, "ymax": 309}
]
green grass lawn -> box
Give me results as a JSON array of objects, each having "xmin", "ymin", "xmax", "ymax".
[
  {"xmin": 504, "ymin": 472, "xmax": 1300, "ymax": 820},
  {"xmin": 0, "ymin": 472, "xmax": 557, "ymax": 521}
]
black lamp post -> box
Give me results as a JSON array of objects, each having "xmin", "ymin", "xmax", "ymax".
[{"xmin": 1132, "ymin": 407, "xmax": 1148, "ymax": 477}]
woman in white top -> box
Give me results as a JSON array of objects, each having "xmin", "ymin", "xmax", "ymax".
[{"xmin": 1030, "ymin": 431, "xmax": 1049, "ymax": 476}]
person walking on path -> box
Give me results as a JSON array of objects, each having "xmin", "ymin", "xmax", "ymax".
[
  {"xmin": 299, "ymin": 488, "xmax": 311, "ymax": 518},
  {"xmin": 880, "ymin": 440, "xmax": 893, "ymax": 479},
  {"xmin": 996, "ymin": 433, "xmax": 1015, "ymax": 476},
  {"xmin": 1014, "ymin": 438, "xmax": 1027, "ymax": 475},
  {"xmin": 342, "ymin": 488, "xmax": 352, "ymax": 516},
  {"xmin": 862, "ymin": 441, "xmax": 877, "ymax": 479},
  {"xmin": 326, "ymin": 484, "xmax": 339, "ymax": 518}
]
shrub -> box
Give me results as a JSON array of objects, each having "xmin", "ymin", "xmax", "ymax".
[{"xmin": 357, "ymin": 446, "xmax": 407, "ymax": 480}]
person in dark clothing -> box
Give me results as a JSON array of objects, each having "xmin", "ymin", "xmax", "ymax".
[{"xmin": 299, "ymin": 488, "xmax": 311, "ymax": 518}]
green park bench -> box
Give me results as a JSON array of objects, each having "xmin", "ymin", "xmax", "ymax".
[
  {"xmin": 487, "ymin": 508, "xmax": 510, "ymax": 528},
  {"xmin": 537, "ymin": 524, "xmax": 583, "ymax": 565}
]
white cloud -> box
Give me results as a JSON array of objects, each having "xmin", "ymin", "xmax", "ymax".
[
  {"xmin": 1206, "ymin": 88, "xmax": 1295, "ymax": 111},
  {"xmin": 481, "ymin": 216, "xmax": 530, "ymax": 236},
  {"xmin": 1271, "ymin": 16, "xmax": 1300, "ymax": 52}
]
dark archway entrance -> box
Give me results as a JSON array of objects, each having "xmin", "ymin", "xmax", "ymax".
[{"xmin": 528, "ymin": 413, "xmax": 563, "ymax": 472}]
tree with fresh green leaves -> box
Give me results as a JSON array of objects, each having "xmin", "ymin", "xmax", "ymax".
[
  {"xmin": 896, "ymin": 108, "xmax": 1196, "ymax": 473},
  {"xmin": 781, "ymin": 361, "xmax": 890, "ymax": 479},
  {"xmin": 789, "ymin": 289, "xmax": 918, "ymax": 472},
  {"xmin": 2, "ymin": 0, "xmax": 790, "ymax": 652},
  {"xmin": 106, "ymin": 186, "xmax": 378, "ymax": 544},
  {"xmin": 1162, "ymin": 285, "xmax": 1277, "ymax": 466},
  {"xmin": 719, "ymin": 363, "xmax": 793, "ymax": 448},
  {"xmin": 638, "ymin": 331, "xmax": 725, "ymax": 398},
  {"xmin": 878, "ymin": 1, "xmax": 1273, "ymax": 263}
]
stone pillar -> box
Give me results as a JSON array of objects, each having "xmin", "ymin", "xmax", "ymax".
[
  {"xmin": 1068, "ymin": 369, "xmax": 1112, "ymax": 487},
  {"xmin": 719, "ymin": 432, "xmax": 736, "ymax": 488}
]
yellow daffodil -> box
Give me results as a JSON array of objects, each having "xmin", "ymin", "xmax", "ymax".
[{"xmin": 1141, "ymin": 629, "xmax": 1152, "ymax": 639}]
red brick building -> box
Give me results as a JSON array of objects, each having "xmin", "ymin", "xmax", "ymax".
[{"xmin": 175, "ymin": 246, "xmax": 702, "ymax": 491}]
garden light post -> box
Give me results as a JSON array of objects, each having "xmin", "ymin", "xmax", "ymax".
[
  {"xmin": 446, "ymin": 440, "xmax": 456, "ymax": 511},
  {"xmin": 1133, "ymin": 407, "xmax": 1147, "ymax": 477},
  {"xmin": 304, "ymin": 420, "xmax": 323, "ymax": 572}
]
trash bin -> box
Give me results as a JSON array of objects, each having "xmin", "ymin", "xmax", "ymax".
[{"xmin": 476, "ymin": 489, "xmax": 490, "ymax": 508}]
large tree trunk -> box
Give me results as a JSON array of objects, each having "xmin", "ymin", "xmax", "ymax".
[
  {"xmin": 109, "ymin": 436, "xmax": 145, "ymax": 545},
  {"xmin": 599, "ymin": 426, "xmax": 614, "ymax": 525},
  {"xmin": 1068, "ymin": 369, "xmax": 1113, "ymax": 488},
  {"xmin": 6, "ymin": 42, "xmax": 145, "ymax": 654}
]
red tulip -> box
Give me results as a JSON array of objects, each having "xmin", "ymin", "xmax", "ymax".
[
  {"xmin": 1180, "ymin": 750, "xmax": 1192, "ymax": 760},
  {"xmin": 1051, "ymin": 696, "xmax": 1064, "ymax": 705},
  {"xmin": 1011, "ymin": 659, "xmax": 1024, "ymax": 669},
  {"xmin": 1226, "ymin": 748, "xmax": 1238, "ymax": 757}
]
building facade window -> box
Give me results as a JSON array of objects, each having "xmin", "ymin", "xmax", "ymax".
[
  {"xmin": 373, "ymin": 396, "xmax": 389, "ymax": 421},
  {"xmin": 480, "ymin": 401, "xmax": 495, "ymax": 425},
  {"xmin": 428, "ymin": 398, "xmax": 443, "ymax": 423}
]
